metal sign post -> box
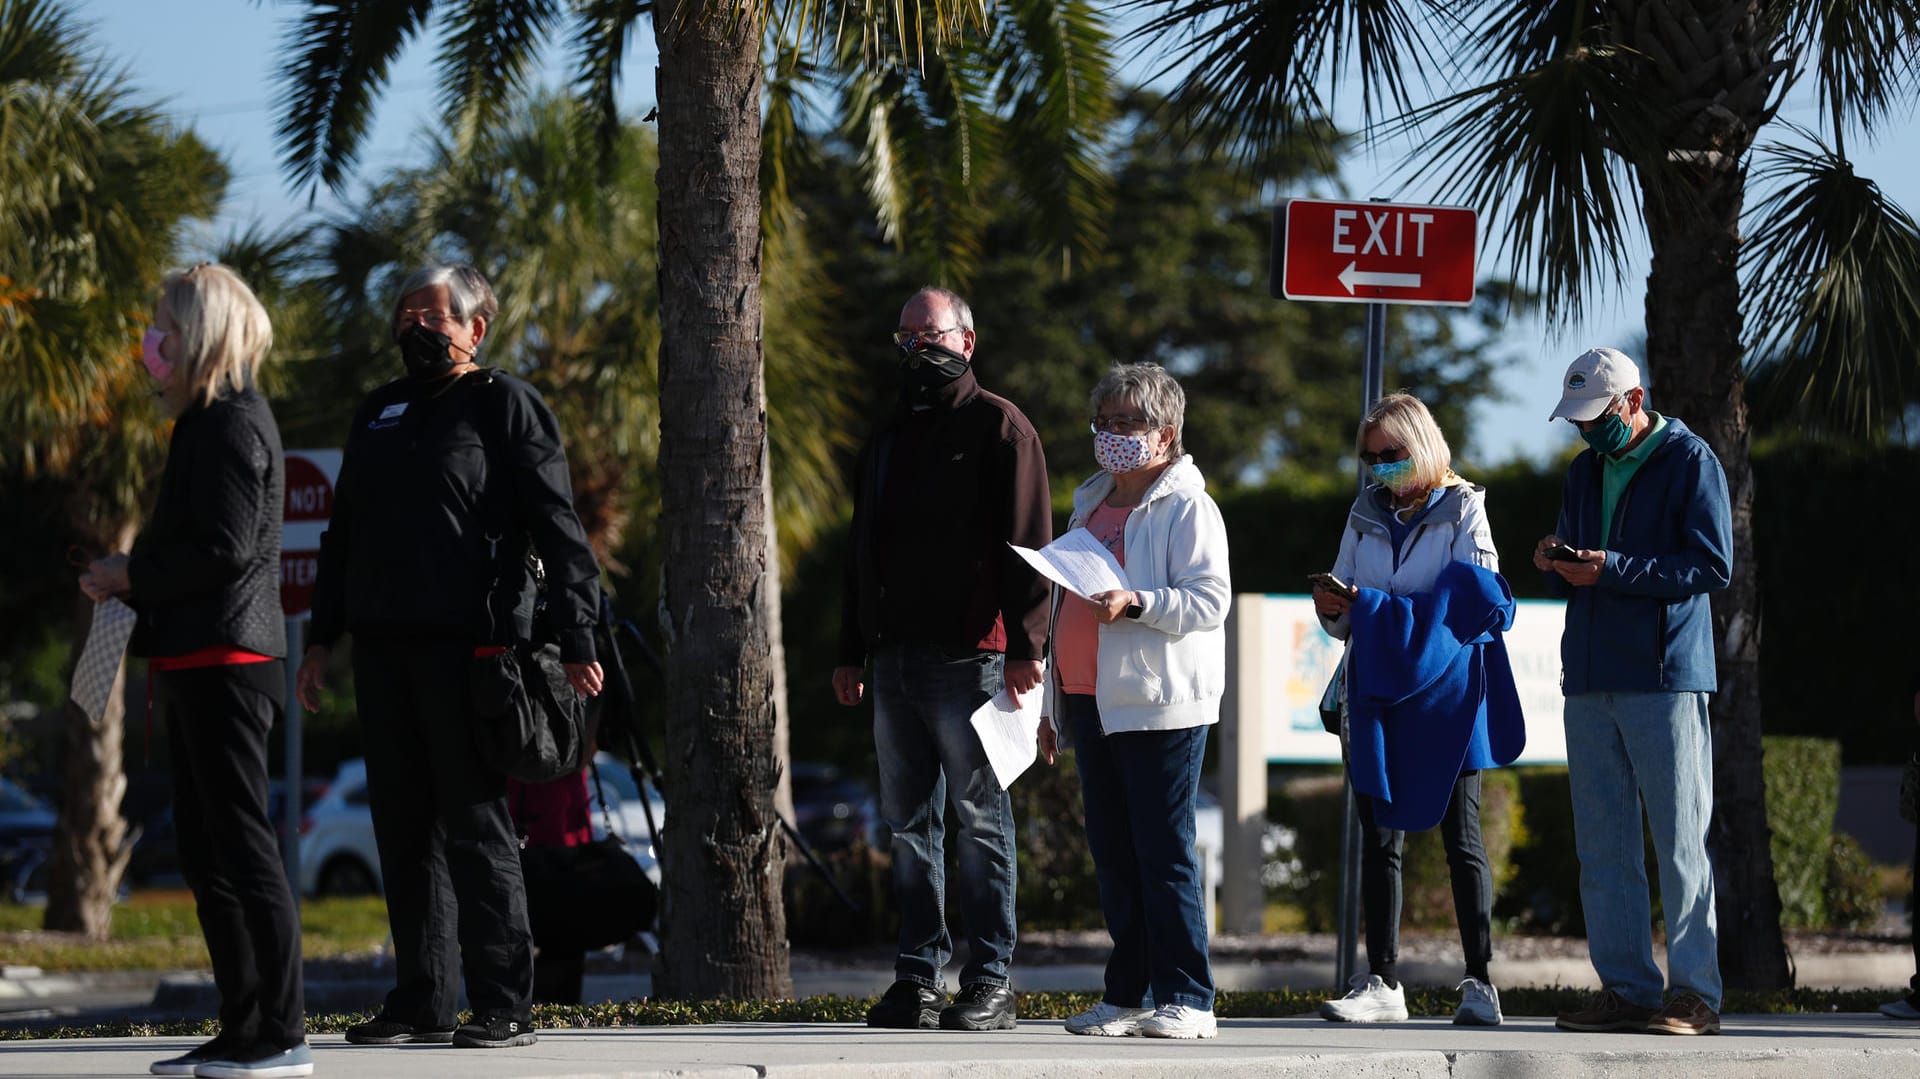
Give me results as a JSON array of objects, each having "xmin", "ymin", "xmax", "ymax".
[
  {"xmin": 1270, "ymin": 195, "xmax": 1477, "ymax": 992},
  {"xmin": 280, "ymin": 449, "xmax": 342, "ymax": 904}
]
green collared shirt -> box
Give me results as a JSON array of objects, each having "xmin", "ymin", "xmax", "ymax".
[{"xmin": 1599, "ymin": 413, "xmax": 1669, "ymax": 546}]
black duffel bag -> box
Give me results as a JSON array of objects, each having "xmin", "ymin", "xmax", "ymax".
[
  {"xmin": 472, "ymin": 642, "xmax": 593, "ymax": 783},
  {"xmin": 521, "ymin": 835, "xmax": 658, "ymax": 952}
]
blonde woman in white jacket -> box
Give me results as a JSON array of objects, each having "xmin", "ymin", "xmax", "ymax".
[
  {"xmin": 1312, "ymin": 392, "xmax": 1504, "ymax": 1028},
  {"xmin": 1038, "ymin": 364, "xmax": 1230, "ymax": 1041}
]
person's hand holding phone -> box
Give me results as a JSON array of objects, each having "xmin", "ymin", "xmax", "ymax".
[
  {"xmin": 1309, "ymin": 572, "xmax": 1355, "ymax": 618},
  {"xmin": 1534, "ymin": 535, "xmax": 1606, "ymax": 586}
]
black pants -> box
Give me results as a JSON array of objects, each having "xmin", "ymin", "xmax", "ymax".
[
  {"xmin": 1356, "ymin": 770, "xmax": 1493, "ymax": 982},
  {"xmin": 353, "ymin": 635, "xmax": 532, "ymax": 1025},
  {"xmin": 1910, "ymin": 821, "xmax": 1919, "ymax": 997},
  {"xmin": 158, "ymin": 661, "xmax": 305, "ymax": 1050}
]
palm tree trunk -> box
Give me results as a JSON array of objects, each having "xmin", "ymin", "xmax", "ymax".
[
  {"xmin": 43, "ymin": 519, "xmax": 138, "ymax": 939},
  {"xmin": 650, "ymin": 0, "xmax": 793, "ymax": 999},
  {"xmin": 1642, "ymin": 167, "xmax": 1791, "ymax": 992}
]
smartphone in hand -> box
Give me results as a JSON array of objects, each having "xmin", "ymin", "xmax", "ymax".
[
  {"xmin": 1544, "ymin": 543, "xmax": 1582, "ymax": 562},
  {"xmin": 1308, "ymin": 572, "xmax": 1357, "ymax": 599}
]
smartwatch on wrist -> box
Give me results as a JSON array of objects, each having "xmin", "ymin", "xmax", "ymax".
[{"xmin": 1123, "ymin": 600, "xmax": 1143, "ymax": 620}]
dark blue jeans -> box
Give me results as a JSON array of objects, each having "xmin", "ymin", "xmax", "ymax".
[
  {"xmin": 1063, "ymin": 694, "xmax": 1215, "ymax": 1010},
  {"xmin": 872, "ymin": 645, "xmax": 1016, "ymax": 989}
]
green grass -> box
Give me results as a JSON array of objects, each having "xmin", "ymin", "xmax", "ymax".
[
  {"xmin": 0, "ymin": 893, "xmax": 390, "ymax": 972},
  {"xmin": 0, "ymin": 986, "xmax": 1903, "ymax": 1041}
]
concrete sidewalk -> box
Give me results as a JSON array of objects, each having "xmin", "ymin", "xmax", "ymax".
[{"xmin": 5, "ymin": 1016, "xmax": 1920, "ymax": 1079}]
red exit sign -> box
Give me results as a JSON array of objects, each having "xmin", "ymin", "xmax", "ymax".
[{"xmin": 1274, "ymin": 198, "xmax": 1477, "ymax": 306}]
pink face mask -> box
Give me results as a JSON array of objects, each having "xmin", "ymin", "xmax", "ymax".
[{"xmin": 141, "ymin": 328, "xmax": 173, "ymax": 381}]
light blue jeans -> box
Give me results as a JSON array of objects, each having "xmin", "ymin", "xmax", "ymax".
[
  {"xmin": 1563, "ymin": 691, "xmax": 1722, "ymax": 1011},
  {"xmin": 872, "ymin": 644, "xmax": 1017, "ymax": 989}
]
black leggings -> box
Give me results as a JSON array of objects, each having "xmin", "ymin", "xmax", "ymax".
[
  {"xmin": 1356, "ymin": 770, "xmax": 1493, "ymax": 985},
  {"xmin": 159, "ymin": 661, "xmax": 305, "ymax": 1051}
]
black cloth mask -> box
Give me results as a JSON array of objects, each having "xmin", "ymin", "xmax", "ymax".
[
  {"xmin": 899, "ymin": 341, "xmax": 970, "ymax": 406},
  {"xmin": 398, "ymin": 322, "xmax": 464, "ymax": 379}
]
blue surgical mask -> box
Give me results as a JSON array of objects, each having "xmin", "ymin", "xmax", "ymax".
[
  {"xmin": 1369, "ymin": 458, "xmax": 1418, "ymax": 495},
  {"xmin": 1581, "ymin": 410, "xmax": 1633, "ymax": 456}
]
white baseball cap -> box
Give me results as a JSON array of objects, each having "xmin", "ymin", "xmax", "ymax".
[{"xmin": 1549, "ymin": 347, "xmax": 1642, "ymax": 422}]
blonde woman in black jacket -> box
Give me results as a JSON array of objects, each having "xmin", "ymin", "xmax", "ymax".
[{"xmin": 80, "ymin": 264, "xmax": 309, "ymax": 1079}]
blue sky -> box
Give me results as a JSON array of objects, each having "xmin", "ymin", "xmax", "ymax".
[{"xmin": 77, "ymin": 1, "xmax": 1920, "ymax": 466}]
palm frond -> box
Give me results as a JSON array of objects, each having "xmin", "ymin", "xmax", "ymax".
[
  {"xmin": 569, "ymin": 0, "xmax": 651, "ymax": 159},
  {"xmin": 1378, "ymin": 42, "xmax": 1654, "ymax": 322},
  {"xmin": 1120, "ymin": 0, "xmax": 1441, "ymax": 162},
  {"xmin": 435, "ymin": 0, "xmax": 566, "ymax": 159},
  {"xmin": 272, "ymin": 0, "xmax": 436, "ymax": 197},
  {"xmin": 1775, "ymin": 0, "xmax": 1920, "ymax": 144},
  {"xmin": 1743, "ymin": 135, "xmax": 1920, "ymax": 439},
  {"xmin": 987, "ymin": 0, "xmax": 1117, "ymax": 270},
  {"xmin": 762, "ymin": 36, "xmax": 822, "ymax": 239}
]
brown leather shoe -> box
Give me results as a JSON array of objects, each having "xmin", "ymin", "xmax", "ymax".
[
  {"xmin": 1554, "ymin": 988, "xmax": 1657, "ymax": 1032},
  {"xmin": 1646, "ymin": 992, "xmax": 1721, "ymax": 1035}
]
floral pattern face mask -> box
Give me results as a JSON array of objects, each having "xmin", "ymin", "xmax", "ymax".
[{"xmin": 1095, "ymin": 429, "xmax": 1156, "ymax": 474}]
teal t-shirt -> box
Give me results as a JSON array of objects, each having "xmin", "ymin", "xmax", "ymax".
[{"xmin": 1599, "ymin": 413, "xmax": 1669, "ymax": 546}]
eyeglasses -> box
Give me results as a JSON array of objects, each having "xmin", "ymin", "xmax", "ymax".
[
  {"xmin": 399, "ymin": 308, "xmax": 458, "ymax": 327},
  {"xmin": 893, "ymin": 326, "xmax": 962, "ymax": 347},
  {"xmin": 1360, "ymin": 445, "xmax": 1409, "ymax": 466},
  {"xmin": 1090, "ymin": 415, "xmax": 1156, "ymax": 435},
  {"xmin": 1570, "ymin": 396, "xmax": 1624, "ymax": 430}
]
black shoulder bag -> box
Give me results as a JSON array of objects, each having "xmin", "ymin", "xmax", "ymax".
[
  {"xmin": 519, "ymin": 761, "xmax": 659, "ymax": 952},
  {"xmin": 466, "ymin": 371, "xmax": 595, "ymax": 783}
]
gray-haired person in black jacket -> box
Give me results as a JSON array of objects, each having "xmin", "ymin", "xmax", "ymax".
[
  {"xmin": 295, "ymin": 264, "xmax": 603, "ymax": 1051},
  {"xmin": 81, "ymin": 264, "xmax": 311, "ymax": 1079}
]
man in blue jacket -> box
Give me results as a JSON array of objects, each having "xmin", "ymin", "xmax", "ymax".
[{"xmin": 1533, "ymin": 347, "xmax": 1731, "ymax": 1037}]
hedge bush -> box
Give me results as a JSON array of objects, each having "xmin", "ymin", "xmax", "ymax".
[
  {"xmin": 1274, "ymin": 769, "xmax": 1521, "ymax": 933},
  {"xmin": 1766, "ymin": 736, "xmax": 1843, "ymax": 929}
]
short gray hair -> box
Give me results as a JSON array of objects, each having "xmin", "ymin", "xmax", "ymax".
[
  {"xmin": 906, "ymin": 285, "xmax": 974, "ymax": 332},
  {"xmin": 391, "ymin": 263, "xmax": 499, "ymax": 327},
  {"xmin": 1090, "ymin": 363, "xmax": 1186, "ymax": 458}
]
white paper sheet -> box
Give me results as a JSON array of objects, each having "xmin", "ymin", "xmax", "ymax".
[
  {"xmin": 1010, "ymin": 530, "xmax": 1130, "ymax": 601},
  {"xmin": 969, "ymin": 662, "xmax": 1047, "ymax": 790}
]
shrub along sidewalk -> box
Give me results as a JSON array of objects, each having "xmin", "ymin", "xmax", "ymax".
[{"xmin": 0, "ymin": 986, "xmax": 1906, "ymax": 1041}]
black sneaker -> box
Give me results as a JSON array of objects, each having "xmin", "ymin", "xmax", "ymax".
[
  {"xmin": 452, "ymin": 1013, "xmax": 538, "ymax": 1048},
  {"xmin": 865, "ymin": 979, "xmax": 945, "ymax": 1029},
  {"xmin": 939, "ymin": 982, "xmax": 1017, "ymax": 1031},
  {"xmin": 148, "ymin": 1031, "xmax": 242, "ymax": 1075},
  {"xmin": 344, "ymin": 1016, "xmax": 458, "ymax": 1045}
]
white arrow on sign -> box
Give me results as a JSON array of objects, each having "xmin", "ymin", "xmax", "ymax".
[{"xmin": 1339, "ymin": 262, "xmax": 1422, "ymax": 295}]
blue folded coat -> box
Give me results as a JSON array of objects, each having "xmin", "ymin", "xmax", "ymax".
[{"xmin": 1345, "ymin": 560, "xmax": 1526, "ymax": 831}]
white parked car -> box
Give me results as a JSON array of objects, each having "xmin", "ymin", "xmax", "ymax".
[{"xmin": 298, "ymin": 754, "xmax": 665, "ymax": 897}]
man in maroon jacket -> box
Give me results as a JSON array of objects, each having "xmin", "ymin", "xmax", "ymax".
[{"xmin": 834, "ymin": 286, "xmax": 1052, "ymax": 1032}]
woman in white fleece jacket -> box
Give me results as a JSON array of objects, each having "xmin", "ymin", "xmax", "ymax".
[{"xmin": 1039, "ymin": 363, "xmax": 1230, "ymax": 1041}]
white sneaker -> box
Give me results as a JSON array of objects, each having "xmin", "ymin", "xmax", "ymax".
[
  {"xmin": 1319, "ymin": 973, "xmax": 1409, "ymax": 1023},
  {"xmin": 1879, "ymin": 996, "xmax": 1920, "ymax": 1020},
  {"xmin": 1064, "ymin": 1001, "xmax": 1154, "ymax": 1036},
  {"xmin": 1454, "ymin": 977, "xmax": 1503, "ymax": 1026},
  {"xmin": 1138, "ymin": 1003, "xmax": 1217, "ymax": 1039}
]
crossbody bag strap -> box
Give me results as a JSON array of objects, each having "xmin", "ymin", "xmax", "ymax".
[{"xmin": 587, "ymin": 754, "xmax": 622, "ymax": 841}]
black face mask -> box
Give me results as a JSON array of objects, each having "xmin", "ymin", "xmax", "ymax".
[
  {"xmin": 899, "ymin": 341, "xmax": 970, "ymax": 405},
  {"xmin": 397, "ymin": 322, "xmax": 461, "ymax": 379}
]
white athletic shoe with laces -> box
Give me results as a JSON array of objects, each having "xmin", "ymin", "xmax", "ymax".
[
  {"xmin": 1454, "ymin": 977, "xmax": 1503, "ymax": 1026},
  {"xmin": 1138, "ymin": 1003, "xmax": 1217, "ymax": 1039},
  {"xmin": 1064, "ymin": 1001, "xmax": 1155, "ymax": 1036},
  {"xmin": 1319, "ymin": 973, "xmax": 1409, "ymax": 1023}
]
